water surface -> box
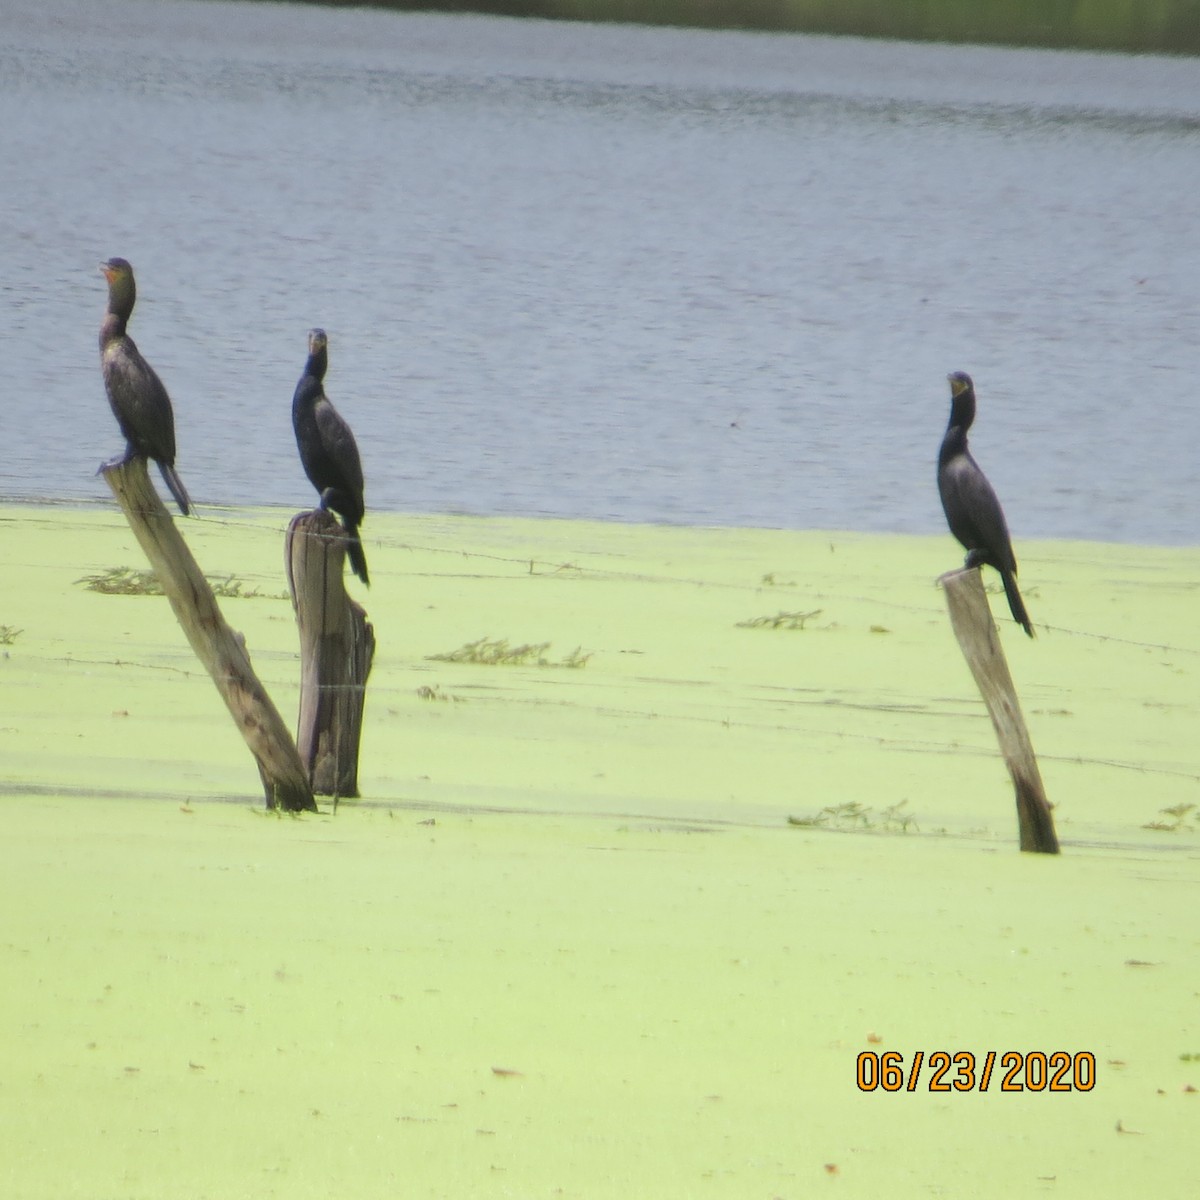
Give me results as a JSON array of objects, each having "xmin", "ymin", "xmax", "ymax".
[{"xmin": 2, "ymin": 0, "xmax": 1198, "ymax": 543}]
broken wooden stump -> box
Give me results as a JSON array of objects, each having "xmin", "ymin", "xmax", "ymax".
[
  {"xmin": 102, "ymin": 457, "xmax": 316, "ymax": 812},
  {"xmin": 940, "ymin": 566, "xmax": 1060, "ymax": 854},
  {"xmin": 285, "ymin": 509, "xmax": 375, "ymax": 798}
]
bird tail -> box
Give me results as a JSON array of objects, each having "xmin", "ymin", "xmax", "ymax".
[
  {"xmin": 158, "ymin": 461, "xmax": 192, "ymax": 517},
  {"xmin": 1001, "ymin": 569, "xmax": 1034, "ymax": 638},
  {"xmin": 345, "ymin": 524, "xmax": 370, "ymax": 586}
]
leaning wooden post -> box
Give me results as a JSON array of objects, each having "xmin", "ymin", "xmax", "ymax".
[
  {"xmin": 285, "ymin": 510, "xmax": 375, "ymax": 798},
  {"xmin": 102, "ymin": 458, "xmax": 316, "ymax": 812},
  {"xmin": 940, "ymin": 567, "xmax": 1059, "ymax": 854}
]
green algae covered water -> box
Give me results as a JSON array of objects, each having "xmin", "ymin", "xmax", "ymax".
[{"xmin": 1, "ymin": 503, "xmax": 1197, "ymax": 1197}]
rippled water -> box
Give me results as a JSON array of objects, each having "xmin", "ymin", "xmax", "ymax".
[{"xmin": 2, "ymin": 0, "xmax": 1198, "ymax": 543}]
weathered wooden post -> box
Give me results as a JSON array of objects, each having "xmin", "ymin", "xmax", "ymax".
[
  {"xmin": 285, "ymin": 509, "xmax": 375, "ymax": 798},
  {"xmin": 102, "ymin": 458, "xmax": 316, "ymax": 812},
  {"xmin": 940, "ymin": 567, "xmax": 1059, "ymax": 854}
]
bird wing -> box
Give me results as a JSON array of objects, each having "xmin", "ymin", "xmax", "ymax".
[
  {"xmin": 314, "ymin": 401, "xmax": 364, "ymax": 491},
  {"xmin": 292, "ymin": 368, "xmax": 368, "ymax": 525},
  {"xmin": 102, "ymin": 337, "xmax": 178, "ymax": 461},
  {"xmin": 940, "ymin": 454, "xmax": 1017, "ymax": 574}
]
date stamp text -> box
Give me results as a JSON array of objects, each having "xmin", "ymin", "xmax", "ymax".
[{"xmin": 856, "ymin": 1050, "xmax": 1096, "ymax": 1093}]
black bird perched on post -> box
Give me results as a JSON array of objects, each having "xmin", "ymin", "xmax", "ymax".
[
  {"xmin": 938, "ymin": 371, "xmax": 1033, "ymax": 638},
  {"xmin": 292, "ymin": 328, "xmax": 369, "ymax": 585},
  {"xmin": 99, "ymin": 257, "xmax": 192, "ymax": 515}
]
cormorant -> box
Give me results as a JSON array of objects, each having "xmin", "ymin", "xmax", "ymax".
[
  {"xmin": 292, "ymin": 329, "xmax": 369, "ymax": 585},
  {"xmin": 99, "ymin": 257, "xmax": 192, "ymax": 515},
  {"xmin": 937, "ymin": 371, "xmax": 1033, "ymax": 638}
]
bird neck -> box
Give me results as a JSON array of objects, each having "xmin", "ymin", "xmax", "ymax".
[
  {"xmin": 99, "ymin": 309, "xmax": 126, "ymax": 350},
  {"xmin": 101, "ymin": 273, "xmax": 135, "ymax": 348},
  {"xmin": 940, "ymin": 392, "xmax": 975, "ymax": 466},
  {"xmin": 106, "ymin": 274, "xmax": 135, "ymax": 323},
  {"xmin": 948, "ymin": 388, "xmax": 976, "ymax": 434},
  {"xmin": 304, "ymin": 346, "xmax": 328, "ymax": 383},
  {"xmin": 939, "ymin": 422, "xmax": 969, "ymax": 467},
  {"xmin": 292, "ymin": 373, "xmax": 324, "ymax": 415}
]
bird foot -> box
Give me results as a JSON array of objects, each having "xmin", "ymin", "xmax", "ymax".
[{"xmin": 97, "ymin": 449, "xmax": 140, "ymax": 475}]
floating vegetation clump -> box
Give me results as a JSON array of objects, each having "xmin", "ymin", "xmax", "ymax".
[
  {"xmin": 737, "ymin": 608, "xmax": 822, "ymax": 631},
  {"xmin": 205, "ymin": 575, "xmax": 282, "ymax": 599},
  {"xmin": 788, "ymin": 800, "xmax": 918, "ymax": 834},
  {"xmin": 0, "ymin": 625, "xmax": 22, "ymax": 645},
  {"xmin": 77, "ymin": 567, "xmax": 163, "ymax": 595},
  {"xmin": 77, "ymin": 566, "xmax": 273, "ymax": 598},
  {"xmin": 1143, "ymin": 803, "xmax": 1196, "ymax": 833},
  {"xmin": 427, "ymin": 637, "xmax": 591, "ymax": 669},
  {"xmin": 415, "ymin": 684, "xmax": 467, "ymax": 703}
]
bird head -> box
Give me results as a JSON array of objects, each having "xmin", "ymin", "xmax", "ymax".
[
  {"xmin": 101, "ymin": 257, "xmax": 133, "ymax": 284},
  {"xmin": 100, "ymin": 257, "xmax": 137, "ymax": 317},
  {"xmin": 947, "ymin": 371, "xmax": 974, "ymax": 398}
]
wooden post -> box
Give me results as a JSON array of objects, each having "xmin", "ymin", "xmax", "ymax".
[
  {"xmin": 285, "ymin": 510, "xmax": 375, "ymax": 798},
  {"xmin": 102, "ymin": 458, "xmax": 316, "ymax": 812},
  {"xmin": 940, "ymin": 566, "xmax": 1060, "ymax": 854}
]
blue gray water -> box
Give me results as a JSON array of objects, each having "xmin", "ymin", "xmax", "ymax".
[{"xmin": 2, "ymin": 0, "xmax": 1198, "ymax": 543}]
